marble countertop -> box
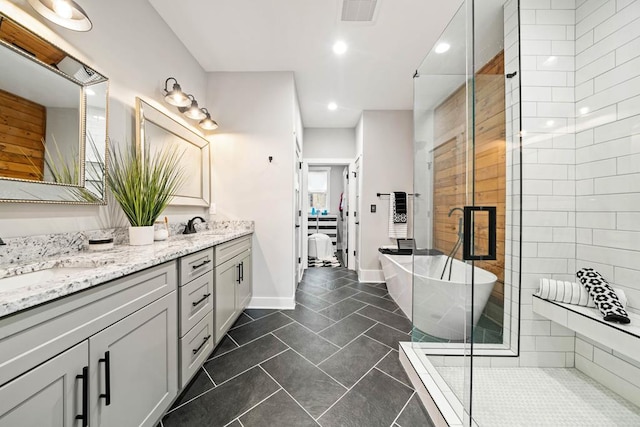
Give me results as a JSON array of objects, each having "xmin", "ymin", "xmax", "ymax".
[{"xmin": 0, "ymin": 229, "xmax": 253, "ymax": 318}]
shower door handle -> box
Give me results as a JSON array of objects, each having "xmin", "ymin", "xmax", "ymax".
[{"xmin": 462, "ymin": 206, "xmax": 497, "ymax": 261}]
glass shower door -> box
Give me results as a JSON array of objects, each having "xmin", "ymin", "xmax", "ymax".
[
  {"xmin": 412, "ymin": 0, "xmax": 476, "ymax": 423},
  {"xmin": 412, "ymin": 0, "xmax": 519, "ymax": 424}
]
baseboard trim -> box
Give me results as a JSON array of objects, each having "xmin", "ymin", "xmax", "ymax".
[
  {"xmin": 358, "ymin": 268, "xmax": 385, "ymax": 283},
  {"xmin": 247, "ymin": 296, "xmax": 295, "ymax": 310}
]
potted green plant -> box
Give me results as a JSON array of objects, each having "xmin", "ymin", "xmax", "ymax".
[{"xmin": 107, "ymin": 143, "xmax": 185, "ymax": 245}]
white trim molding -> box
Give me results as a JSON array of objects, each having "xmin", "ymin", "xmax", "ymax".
[
  {"xmin": 358, "ymin": 268, "xmax": 385, "ymax": 283},
  {"xmin": 248, "ymin": 296, "xmax": 295, "ymax": 310}
]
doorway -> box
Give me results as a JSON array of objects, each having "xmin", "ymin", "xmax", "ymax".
[{"xmin": 303, "ymin": 158, "xmax": 356, "ymax": 272}]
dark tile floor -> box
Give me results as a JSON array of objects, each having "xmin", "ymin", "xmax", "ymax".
[{"xmin": 161, "ymin": 266, "xmax": 434, "ymax": 427}]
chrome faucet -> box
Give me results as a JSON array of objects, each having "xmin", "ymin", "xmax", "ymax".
[{"xmin": 183, "ymin": 216, "xmax": 206, "ymax": 234}]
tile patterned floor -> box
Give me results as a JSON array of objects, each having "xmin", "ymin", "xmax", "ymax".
[{"xmin": 161, "ymin": 266, "xmax": 433, "ymax": 427}]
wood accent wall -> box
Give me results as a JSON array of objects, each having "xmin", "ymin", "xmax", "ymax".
[
  {"xmin": 0, "ymin": 17, "xmax": 66, "ymax": 66},
  {"xmin": 0, "ymin": 89, "xmax": 46, "ymax": 181},
  {"xmin": 432, "ymin": 51, "xmax": 506, "ymax": 303}
]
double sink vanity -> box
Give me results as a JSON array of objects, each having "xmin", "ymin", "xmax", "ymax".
[{"xmin": 0, "ymin": 226, "xmax": 253, "ymax": 427}]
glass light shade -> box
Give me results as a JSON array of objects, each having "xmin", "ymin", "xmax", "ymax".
[
  {"xmin": 28, "ymin": 0, "xmax": 92, "ymax": 31},
  {"xmin": 183, "ymin": 100, "xmax": 207, "ymax": 120},
  {"xmin": 199, "ymin": 113, "xmax": 218, "ymax": 130},
  {"xmin": 164, "ymin": 83, "xmax": 190, "ymax": 107}
]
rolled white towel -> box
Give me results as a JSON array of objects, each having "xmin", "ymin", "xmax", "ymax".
[{"xmin": 535, "ymin": 278, "xmax": 627, "ymax": 308}]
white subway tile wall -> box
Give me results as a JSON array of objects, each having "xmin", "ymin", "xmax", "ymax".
[
  {"xmin": 517, "ymin": 0, "xmax": 640, "ymax": 400},
  {"xmin": 576, "ymin": 0, "xmax": 640, "ymax": 311}
]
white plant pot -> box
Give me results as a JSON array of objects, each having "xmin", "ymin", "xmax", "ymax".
[{"xmin": 128, "ymin": 226, "xmax": 154, "ymax": 246}]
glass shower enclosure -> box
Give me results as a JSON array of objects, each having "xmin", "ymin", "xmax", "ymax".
[
  {"xmin": 409, "ymin": 0, "xmax": 640, "ymax": 425},
  {"xmin": 410, "ymin": 0, "xmax": 521, "ymax": 424}
]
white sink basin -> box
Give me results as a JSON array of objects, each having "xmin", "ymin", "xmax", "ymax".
[{"xmin": 0, "ymin": 267, "xmax": 92, "ymax": 292}]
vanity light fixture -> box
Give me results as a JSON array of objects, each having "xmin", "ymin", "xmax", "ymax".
[
  {"xmin": 199, "ymin": 109, "xmax": 219, "ymax": 131},
  {"xmin": 163, "ymin": 77, "xmax": 218, "ymax": 131},
  {"xmin": 163, "ymin": 77, "xmax": 190, "ymax": 107},
  {"xmin": 435, "ymin": 42, "xmax": 450, "ymax": 54},
  {"xmin": 28, "ymin": 0, "xmax": 93, "ymax": 31},
  {"xmin": 179, "ymin": 95, "xmax": 207, "ymax": 120}
]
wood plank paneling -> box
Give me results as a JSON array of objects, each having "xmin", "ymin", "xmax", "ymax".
[
  {"xmin": 0, "ymin": 89, "xmax": 45, "ymax": 180},
  {"xmin": 433, "ymin": 51, "xmax": 506, "ymax": 303},
  {"xmin": 0, "ymin": 17, "xmax": 65, "ymax": 66}
]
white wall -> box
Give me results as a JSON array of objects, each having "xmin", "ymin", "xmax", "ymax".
[
  {"xmin": 303, "ymin": 128, "xmax": 356, "ymax": 159},
  {"xmin": 359, "ymin": 110, "xmax": 414, "ymax": 282},
  {"xmin": 413, "ymin": 109, "xmax": 434, "ymax": 249},
  {"xmin": 44, "ymin": 107, "xmax": 80, "ymax": 182},
  {"xmin": 207, "ymin": 72, "xmax": 297, "ymax": 309},
  {"xmin": 0, "ymin": 0, "xmax": 209, "ymax": 237},
  {"xmin": 572, "ymin": 0, "xmax": 640, "ymax": 403},
  {"xmin": 516, "ymin": 0, "xmax": 578, "ymax": 367}
]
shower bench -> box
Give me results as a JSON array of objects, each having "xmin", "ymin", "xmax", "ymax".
[{"xmin": 532, "ymin": 296, "xmax": 640, "ymax": 361}]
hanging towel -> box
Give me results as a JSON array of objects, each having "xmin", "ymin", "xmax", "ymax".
[
  {"xmin": 535, "ymin": 278, "xmax": 628, "ymax": 308},
  {"xmin": 576, "ymin": 268, "xmax": 630, "ymax": 324},
  {"xmin": 393, "ymin": 192, "xmax": 408, "ymax": 224},
  {"xmin": 389, "ymin": 196, "xmax": 408, "ymax": 239}
]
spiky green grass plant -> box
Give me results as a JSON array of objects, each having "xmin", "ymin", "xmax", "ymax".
[{"xmin": 107, "ymin": 143, "xmax": 185, "ymax": 226}]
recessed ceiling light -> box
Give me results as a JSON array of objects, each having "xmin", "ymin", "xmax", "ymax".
[
  {"xmin": 328, "ymin": 102, "xmax": 338, "ymax": 111},
  {"xmin": 333, "ymin": 41, "xmax": 348, "ymax": 55},
  {"xmin": 546, "ymin": 120, "xmax": 555, "ymax": 127},
  {"xmin": 435, "ymin": 42, "xmax": 450, "ymax": 54}
]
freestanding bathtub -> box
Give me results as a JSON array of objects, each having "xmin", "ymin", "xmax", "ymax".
[{"xmin": 379, "ymin": 252, "xmax": 497, "ymax": 340}]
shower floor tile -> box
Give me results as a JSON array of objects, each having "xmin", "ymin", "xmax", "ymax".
[
  {"xmin": 436, "ymin": 366, "xmax": 640, "ymax": 426},
  {"xmin": 161, "ymin": 266, "xmax": 433, "ymax": 427}
]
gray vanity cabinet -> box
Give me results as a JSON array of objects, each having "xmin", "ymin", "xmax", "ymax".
[
  {"xmin": 215, "ymin": 258, "xmax": 240, "ymax": 342},
  {"xmin": 236, "ymin": 250, "xmax": 252, "ymax": 310},
  {"xmin": 214, "ymin": 236, "xmax": 253, "ymax": 344},
  {"xmin": 90, "ymin": 292, "xmax": 177, "ymax": 427},
  {"xmin": 0, "ymin": 341, "xmax": 88, "ymax": 427},
  {"xmin": 0, "ymin": 262, "xmax": 178, "ymax": 427}
]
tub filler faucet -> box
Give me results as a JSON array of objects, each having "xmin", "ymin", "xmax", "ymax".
[{"xmin": 441, "ymin": 207, "xmax": 464, "ymax": 280}]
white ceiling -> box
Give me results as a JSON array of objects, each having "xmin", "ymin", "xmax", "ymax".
[{"xmin": 148, "ymin": 0, "xmax": 464, "ymax": 128}]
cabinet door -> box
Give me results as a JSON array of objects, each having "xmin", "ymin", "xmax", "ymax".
[
  {"xmin": 236, "ymin": 250, "xmax": 252, "ymax": 311},
  {"xmin": 0, "ymin": 341, "xmax": 88, "ymax": 427},
  {"xmin": 215, "ymin": 258, "xmax": 239, "ymax": 344},
  {"xmin": 90, "ymin": 292, "xmax": 177, "ymax": 427}
]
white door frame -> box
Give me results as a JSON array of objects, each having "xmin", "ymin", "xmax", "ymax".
[
  {"xmin": 303, "ymin": 157, "xmax": 356, "ymax": 270},
  {"xmin": 295, "ymin": 144, "xmax": 303, "ymax": 283},
  {"xmin": 349, "ymin": 157, "xmax": 361, "ymax": 273}
]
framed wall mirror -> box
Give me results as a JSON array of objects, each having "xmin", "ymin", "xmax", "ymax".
[
  {"xmin": 136, "ymin": 98, "xmax": 210, "ymax": 207},
  {"xmin": 0, "ymin": 13, "xmax": 108, "ymax": 204}
]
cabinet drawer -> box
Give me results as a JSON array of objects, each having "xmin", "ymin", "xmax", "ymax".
[
  {"xmin": 215, "ymin": 236, "xmax": 251, "ymax": 266},
  {"xmin": 0, "ymin": 262, "xmax": 176, "ymax": 387},
  {"xmin": 179, "ymin": 314, "xmax": 214, "ymax": 388},
  {"xmin": 180, "ymin": 272, "xmax": 213, "ymax": 336},
  {"xmin": 179, "ymin": 248, "xmax": 214, "ymax": 285}
]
